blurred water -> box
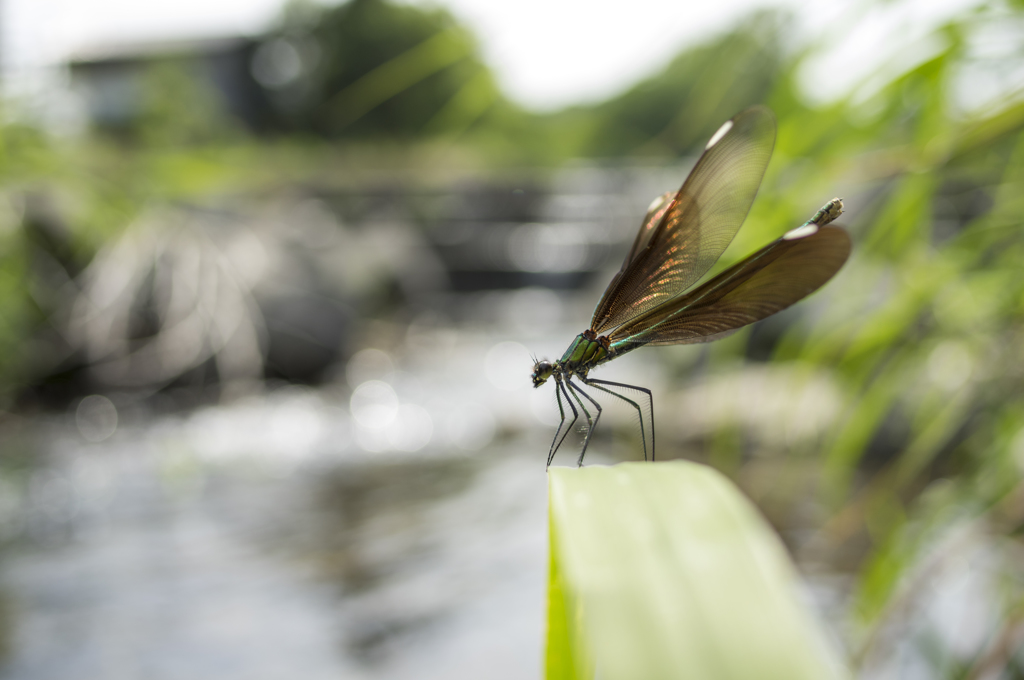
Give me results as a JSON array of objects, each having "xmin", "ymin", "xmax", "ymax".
[{"xmin": 0, "ymin": 406, "xmax": 551, "ymax": 679}]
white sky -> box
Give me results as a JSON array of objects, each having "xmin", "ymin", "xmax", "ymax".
[{"xmin": 1, "ymin": 0, "xmax": 987, "ymax": 111}]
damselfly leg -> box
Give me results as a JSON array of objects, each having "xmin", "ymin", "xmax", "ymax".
[
  {"xmin": 548, "ymin": 380, "xmax": 580, "ymax": 467},
  {"xmin": 582, "ymin": 377, "xmax": 655, "ymax": 461},
  {"xmin": 566, "ymin": 380, "xmax": 603, "ymax": 467}
]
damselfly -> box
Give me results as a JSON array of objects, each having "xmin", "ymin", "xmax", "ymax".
[{"xmin": 531, "ymin": 106, "xmax": 850, "ymax": 466}]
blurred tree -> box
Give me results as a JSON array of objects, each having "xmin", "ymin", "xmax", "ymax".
[{"xmin": 259, "ymin": 0, "xmax": 504, "ymax": 140}]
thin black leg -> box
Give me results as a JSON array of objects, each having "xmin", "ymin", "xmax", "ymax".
[
  {"xmin": 584, "ymin": 378, "xmax": 656, "ymax": 462},
  {"xmin": 549, "ymin": 379, "xmax": 579, "ymax": 467},
  {"xmin": 582, "ymin": 378, "xmax": 652, "ymax": 461},
  {"xmin": 567, "ymin": 379, "xmax": 602, "ymax": 467},
  {"xmin": 546, "ymin": 379, "xmax": 567, "ymax": 468},
  {"xmin": 565, "ymin": 380, "xmax": 593, "ymax": 450}
]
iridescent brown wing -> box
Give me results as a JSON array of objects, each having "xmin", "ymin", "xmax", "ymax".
[
  {"xmin": 590, "ymin": 106, "xmax": 776, "ymax": 334},
  {"xmin": 606, "ymin": 225, "xmax": 851, "ymax": 349},
  {"xmin": 623, "ymin": 190, "xmax": 674, "ymax": 264}
]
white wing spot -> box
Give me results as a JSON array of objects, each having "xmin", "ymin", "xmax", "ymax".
[
  {"xmin": 705, "ymin": 120, "xmax": 733, "ymax": 150},
  {"xmin": 783, "ymin": 223, "xmax": 818, "ymax": 240}
]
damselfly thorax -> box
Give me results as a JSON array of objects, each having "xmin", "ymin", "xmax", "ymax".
[{"xmin": 531, "ymin": 329, "xmax": 654, "ymax": 467}]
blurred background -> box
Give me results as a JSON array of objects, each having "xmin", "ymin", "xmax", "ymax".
[{"xmin": 0, "ymin": 0, "xmax": 1022, "ymax": 677}]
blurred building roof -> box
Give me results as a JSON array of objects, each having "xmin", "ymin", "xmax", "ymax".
[{"xmin": 66, "ymin": 35, "xmax": 255, "ymax": 65}]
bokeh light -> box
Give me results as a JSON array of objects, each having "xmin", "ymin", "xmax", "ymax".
[{"xmin": 75, "ymin": 395, "xmax": 118, "ymax": 442}]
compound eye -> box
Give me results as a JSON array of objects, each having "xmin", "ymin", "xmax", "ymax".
[{"xmin": 531, "ymin": 361, "xmax": 553, "ymax": 386}]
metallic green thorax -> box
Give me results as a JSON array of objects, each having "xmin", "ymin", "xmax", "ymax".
[{"xmin": 558, "ymin": 331, "xmax": 612, "ymax": 375}]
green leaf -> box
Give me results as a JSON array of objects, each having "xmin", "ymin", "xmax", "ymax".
[{"xmin": 546, "ymin": 461, "xmax": 848, "ymax": 680}]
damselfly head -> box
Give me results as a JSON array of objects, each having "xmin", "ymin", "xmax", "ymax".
[{"xmin": 531, "ymin": 361, "xmax": 553, "ymax": 387}]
